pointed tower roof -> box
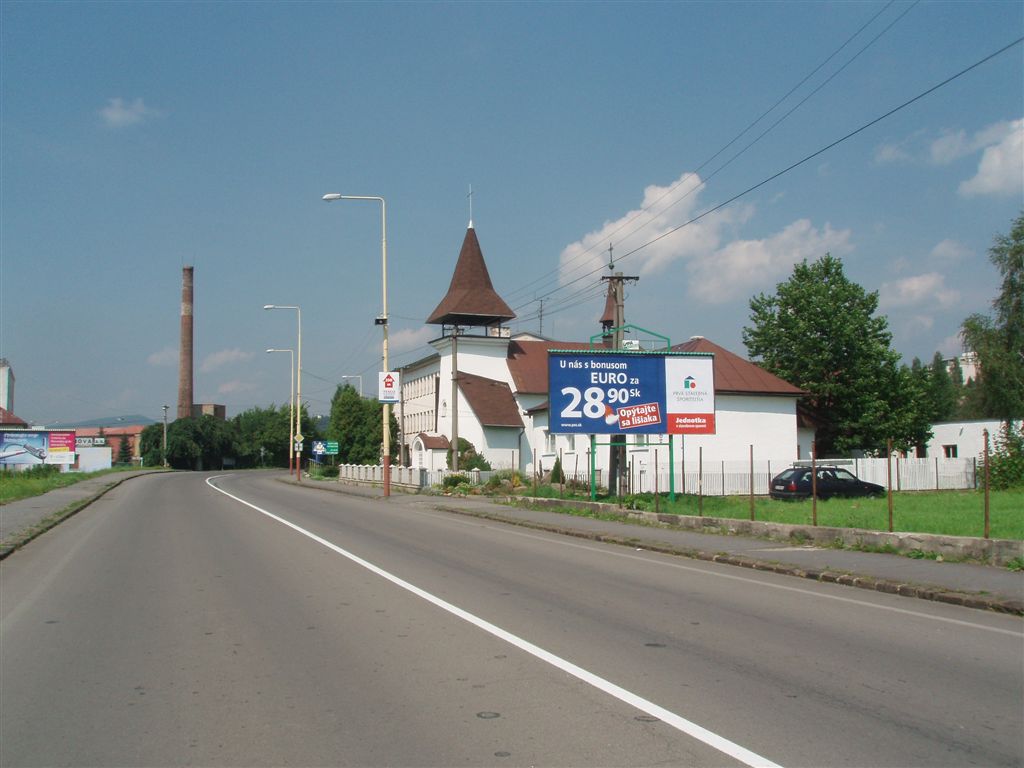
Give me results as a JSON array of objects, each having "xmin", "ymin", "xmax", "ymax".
[
  {"xmin": 427, "ymin": 226, "xmax": 516, "ymax": 327},
  {"xmin": 600, "ymin": 280, "xmax": 616, "ymax": 329}
]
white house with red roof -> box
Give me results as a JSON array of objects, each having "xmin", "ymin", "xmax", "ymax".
[{"xmin": 399, "ymin": 224, "xmax": 807, "ymax": 484}]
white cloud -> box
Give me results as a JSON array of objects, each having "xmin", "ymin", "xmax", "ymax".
[
  {"xmin": 929, "ymin": 239, "xmax": 972, "ymax": 262},
  {"xmin": 98, "ymin": 97, "xmax": 160, "ymax": 128},
  {"xmin": 147, "ymin": 346, "xmax": 177, "ymax": 367},
  {"xmin": 559, "ymin": 171, "xmax": 854, "ymax": 306},
  {"xmin": 390, "ymin": 326, "xmax": 437, "ymax": 353},
  {"xmin": 217, "ymin": 380, "xmax": 255, "ymax": 395},
  {"xmin": 879, "ymin": 272, "xmax": 959, "ymax": 310},
  {"xmin": 688, "ymin": 219, "xmax": 854, "ymax": 304},
  {"xmin": 959, "ymin": 118, "xmax": 1023, "ymax": 197},
  {"xmin": 874, "ymin": 142, "xmax": 911, "ymax": 164},
  {"xmin": 200, "ymin": 348, "xmax": 253, "ymax": 373},
  {"xmin": 939, "ymin": 334, "xmax": 964, "ymax": 357}
]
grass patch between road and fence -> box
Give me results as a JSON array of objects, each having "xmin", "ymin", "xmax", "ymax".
[
  {"xmin": 515, "ymin": 486, "xmax": 1024, "ymax": 540},
  {"xmin": 0, "ymin": 466, "xmax": 144, "ymax": 505}
]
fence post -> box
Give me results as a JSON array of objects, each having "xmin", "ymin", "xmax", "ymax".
[
  {"xmin": 559, "ymin": 447, "xmax": 564, "ymax": 498},
  {"xmin": 698, "ymin": 446, "xmax": 704, "ymax": 517},
  {"xmin": 811, "ymin": 441, "xmax": 817, "ymax": 527},
  {"xmin": 749, "ymin": 444, "xmax": 755, "ymax": 521},
  {"xmin": 887, "ymin": 439, "xmax": 894, "ymax": 533},
  {"xmin": 983, "ymin": 429, "xmax": 991, "ymax": 539},
  {"xmin": 681, "ymin": 435, "xmax": 686, "ymax": 495},
  {"xmin": 654, "ymin": 449, "xmax": 660, "ymax": 514},
  {"xmin": 935, "ymin": 456, "xmax": 940, "ymax": 491}
]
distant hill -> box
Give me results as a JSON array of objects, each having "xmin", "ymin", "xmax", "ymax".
[{"xmin": 49, "ymin": 415, "xmax": 159, "ymax": 429}]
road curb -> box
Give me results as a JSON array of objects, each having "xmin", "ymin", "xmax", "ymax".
[{"xmin": 427, "ymin": 503, "xmax": 1024, "ymax": 617}]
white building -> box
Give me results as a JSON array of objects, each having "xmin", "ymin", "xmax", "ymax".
[
  {"xmin": 399, "ymin": 225, "xmax": 807, "ymax": 484},
  {"xmin": 927, "ymin": 419, "xmax": 1023, "ymax": 460}
]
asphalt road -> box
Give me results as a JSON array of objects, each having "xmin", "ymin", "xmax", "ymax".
[{"xmin": 2, "ymin": 471, "xmax": 1021, "ymax": 767}]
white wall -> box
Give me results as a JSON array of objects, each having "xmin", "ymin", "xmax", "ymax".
[
  {"xmin": 75, "ymin": 447, "xmax": 112, "ymax": 472},
  {"xmin": 927, "ymin": 419, "xmax": 1022, "ymax": 460}
]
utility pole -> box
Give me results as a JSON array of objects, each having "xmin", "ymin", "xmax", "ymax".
[
  {"xmin": 538, "ymin": 298, "xmax": 544, "ymax": 336},
  {"xmin": 601, "ymin": 251, "xmax": 639, "ymax": 498}
]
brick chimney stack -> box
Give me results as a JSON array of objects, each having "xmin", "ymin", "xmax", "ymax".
[{"xmin": 177, "ymin": 266, "xmax": 194, "ymax": 419}]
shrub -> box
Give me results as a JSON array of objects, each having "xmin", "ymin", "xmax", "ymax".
[
  {"xmin": 486, "ymin": 468, "xmax": 523, "ymax": 488},
  {"xmin": 442, "ymin": 473, "xmax": 471, "ymax": 489},
  {"xmin": 447, "ymin": 438, "xmax": 492, "ymax": 471},
  {"xmin": 22, "ymin": 463, "xmax": 60, "ymax": 479},
  {"xmin": 551, "ymin": 457, "xmax": 565, "ymax": 484},
  {"xmin": 988, "ymin": 423, "xmax": 1024, "ymax": 490}
]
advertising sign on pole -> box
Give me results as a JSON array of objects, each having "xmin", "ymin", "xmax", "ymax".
[
  {"xmin": 378, "ymin": 371, "xmax": 400, "ymax": 404},
  {"xmin": 548, "ymin": 351, "xmax": 714, "ymax": 435},
  {"xmin": 0, "ymin": 430, "xmax": 77, "ymax": 465}
]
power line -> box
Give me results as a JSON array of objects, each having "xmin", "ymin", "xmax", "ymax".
[
  {"xmin": 531, "ymin": 36, "xmax": 1024, "ymax": 302},
  {"xmin": 502, "ymin": 0, "xmax": 912, "ymax": 305}
]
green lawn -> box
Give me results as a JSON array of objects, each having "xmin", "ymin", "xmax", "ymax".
[
  {"xmin": 0, "ymin": 466, "xmax": 140, "ymax": 505},
  {"xmin": 530, "ymin": 486, "xmax": 1024, "ymax": 540}
]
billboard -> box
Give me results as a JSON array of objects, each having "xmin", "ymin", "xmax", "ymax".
[
  {"xmin": 548, "ymin": 351, "xmax": 715, "ymax": 435},
  {"xmin": 0, "ymin": 430, "xmax": 77, "ymax": 465}
]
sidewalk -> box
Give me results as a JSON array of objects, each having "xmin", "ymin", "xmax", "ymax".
[
  {"xmin": 295, "ymin": 477, "xmax": 1024, "ymax": 616},
  {"xmin": 0, "ymin": 470, "xmax": 161, "ymax": 558}
]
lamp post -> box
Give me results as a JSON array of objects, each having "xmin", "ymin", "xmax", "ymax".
[
  {"xmin": 322, "ymin": 192, "xmax": 392, "ymax": 497},
  {"xmin": 264, "ymin": 304, "xmax": 302, "ymax": 482},
  {"xmin": 161, "ymin": 404, "xmax": 169, "ymax": 468},
  {"xmin": 266, "ymin": 348, "xmax": 295, "ymax": 473},
  {"xmin": 340, "ymin": 375, "xmax": 363, "ymax": 397}
]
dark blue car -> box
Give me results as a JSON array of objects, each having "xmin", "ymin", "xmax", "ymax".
[{"xmin": 770, "ymin": 466, "xmax": 885, "ymax": 500}]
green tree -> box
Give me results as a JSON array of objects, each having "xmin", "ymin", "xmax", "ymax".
[
  {"xmin": 960, "ymin": 212, "xmax": 1024, "ymax": 425},
  {"xmin": 743, "ymin": 253, "xmax": 927, "ymax": 455},
  {"xmin": 927, "ymin": 351, "xmax": 958, "ymax": 422},
  {"xmin": 327, "ymin": 384, "xmax": 398, "ymax": 465},
  {"xmin": 139, "ymin": 423, "xmax": 164, "ymax": 467},
  {"xmin": 116, "ymin": 433, "xmax": 133, "ymax": 464},
  {"xmin": 233, "ymin": 405, "xmax": 292, "ymax": 468},
  {"xmin": 164, "ymin": 416, "xmax": 238, "ymax": 470}
]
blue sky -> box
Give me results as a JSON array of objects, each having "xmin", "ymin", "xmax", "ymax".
[{"xmin": 2, "ymin": 1, "xmax": 1021, "ymax": 426}]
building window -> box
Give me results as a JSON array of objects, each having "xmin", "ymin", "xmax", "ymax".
[
  {"xmin": 943, "ymin": 445, "xmax": 958, "ymax": 459},
  {"xmin": 546, "ymin": 430, "xmax": 556, "ymax": 453}
]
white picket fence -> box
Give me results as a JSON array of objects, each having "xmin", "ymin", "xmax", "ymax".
[{"xmin": 335, "ymin": 456, "xmax": 978, "ymax": 495}]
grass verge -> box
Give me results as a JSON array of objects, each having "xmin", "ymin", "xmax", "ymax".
[
  {"xmin": 0, "ymin": 466, "xmax": 149, "ymax": 505},
  {"xmin": 515, "ymin": 486, "xmax": 1024, "ymax": 540}
]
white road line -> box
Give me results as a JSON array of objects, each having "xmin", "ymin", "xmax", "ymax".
[
  {"xmin": 423, "ymin": 510, "xmax": 1024, "ymax": 638},
  {"xmin": 206, "ymin": 476, "xmax": 783, "ymax": 768}
]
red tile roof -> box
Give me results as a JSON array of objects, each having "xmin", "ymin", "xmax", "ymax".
[
  {"xmin": 416, "ymin": 433, "xmax": 450, "ymax": 450},
  {"xmin": 506, "ymin": 336, "xmax": 803, "ymax": 398},
  {"xmin": 457, "ymin": 371, "xmax": 523, "ymax": 427},
  {"xmin": 427, "ymin": 227, "xmax": 516, "ymax": 327},
  {"xmin": 0, "ymin": 407, "xmax": 27, "ymax": 427},
  {"xmin": 507, "ymin": 339, "xmax": 594, "ymax": 394},
  {"xmin": 671, "ymin": 337, "xmax": 804, "ymax": 396}
]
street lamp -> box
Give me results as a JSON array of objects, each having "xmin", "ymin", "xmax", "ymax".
[
  {"xmin": 162, "ymin": 404, "xmax": 169, "ymax": 468},
  {"xmin": 266, "ymin": 348, "xmax": 295, "ymax": 473},
  {"xmin": 264, "ymin": 304, "xmax": 302, "ymax": 482},
  {"xmin": 340, "ymin": 375, "xmax": 363, "ymax": 397},
  {"xmin": 322, "ymin": 192, "xmax": 392, "ymax": 497}
]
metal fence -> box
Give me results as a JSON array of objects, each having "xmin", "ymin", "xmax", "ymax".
[{"xmin": 336, "ymin": 456, "xmax": 978, "ymax": 495}]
